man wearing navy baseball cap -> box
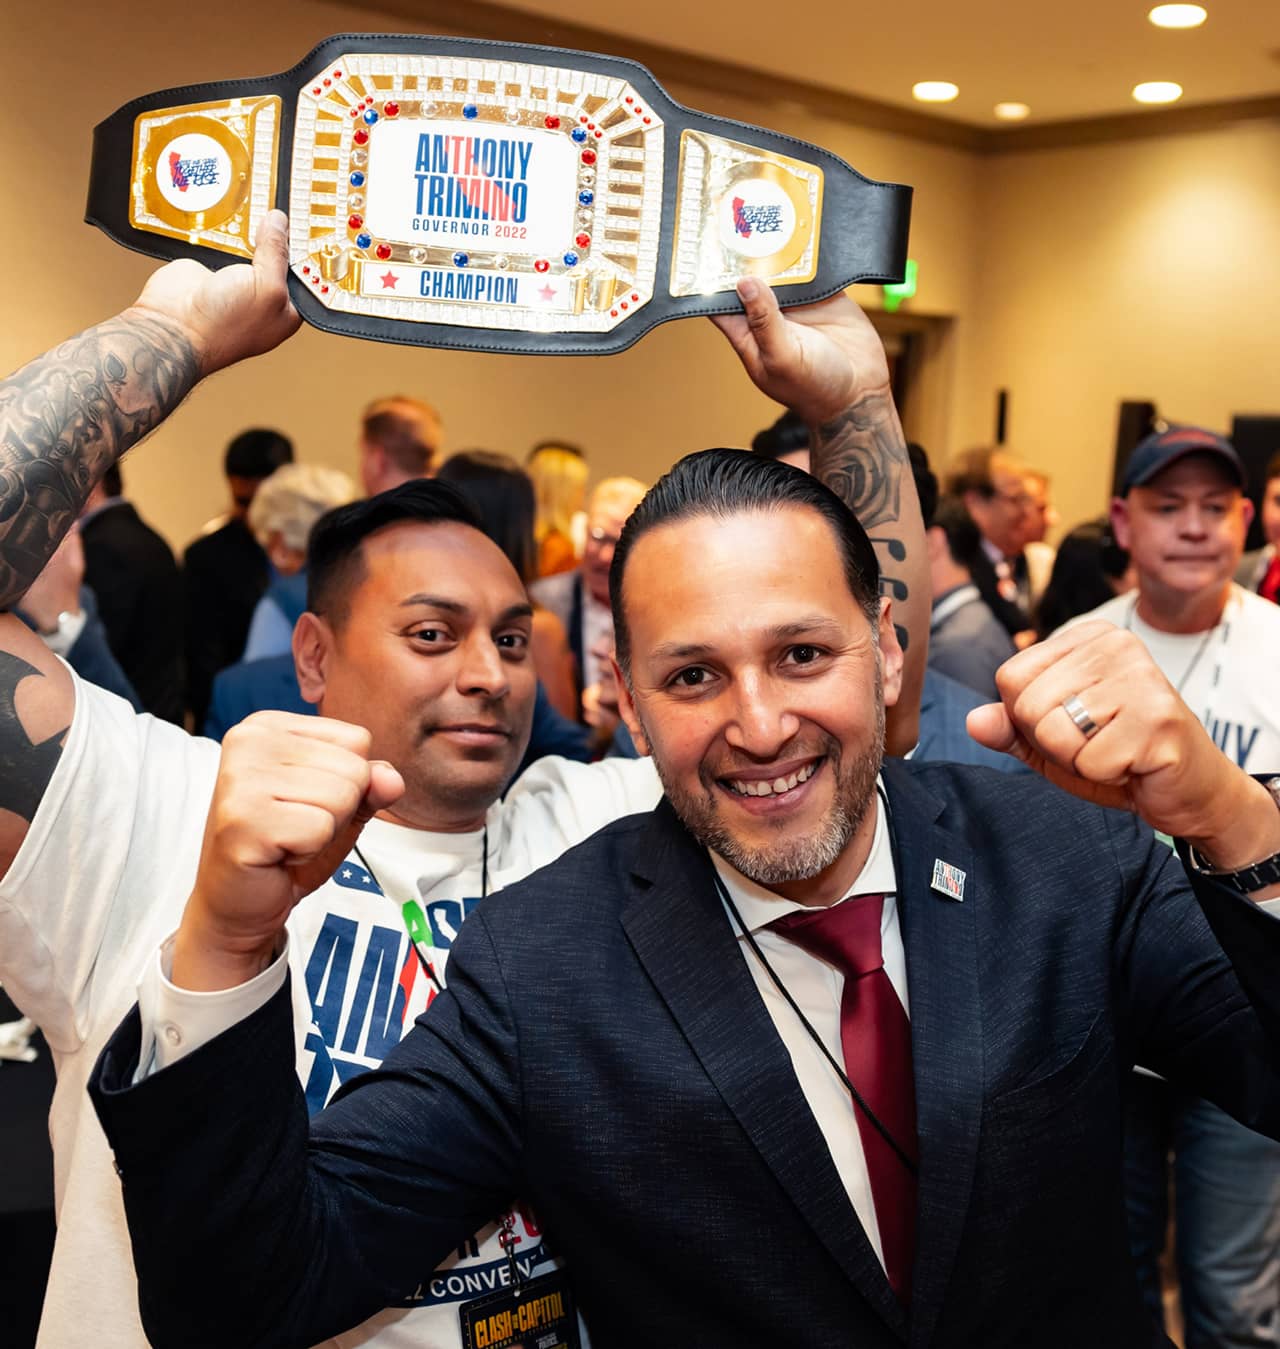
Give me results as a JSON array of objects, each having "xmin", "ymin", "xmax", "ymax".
[{"xmin": 1065, "ymin": 424, "xmax": 1280, "ymax": 1349}]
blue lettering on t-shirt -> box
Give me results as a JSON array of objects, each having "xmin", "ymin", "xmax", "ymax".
[
  {"xmin": 303, "ymin": 1030, "xmax": 336, "ymax": 1113},
  {"xmin": 418, "ymin": 1250, "xmax": 546, "ymax": 1306},
  {"xmin": 300, "ymin": 895, "xmax": 479, "ymax": 1111},
  {"xmin": 425, "ymin": 896, "xmax": 483, "ymax": 950},
  {"xmin": 302, "ymin": 912, "xmax": 414, "ymax": 1106},
  {"xmin": 340, "ymin": 923, "xmax": 409, "ymax": 1061},
  {"xmin": 1206, "ymin": 716, "xmax": 1262, "ymax": 768},
  {"xmin": 304, "ymin": 913, "xmax": 357, "ymax": 1046}
]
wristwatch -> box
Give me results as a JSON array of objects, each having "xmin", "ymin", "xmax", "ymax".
[{"xmin": 1186, "ymin": 776, "xmax": 1280, "ymax": 894}]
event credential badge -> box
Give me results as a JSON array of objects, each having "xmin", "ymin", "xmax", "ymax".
[
  {"xmin": 87, "ymin": 34, "xmax": 912, "ymax": 356},
  {"xmin": 459, "ymin": 1269, "xmax": 579, "ymax": 1349}
]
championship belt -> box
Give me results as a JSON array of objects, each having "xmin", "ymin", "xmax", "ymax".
[{"xmin": 87, "ymin": 34, "xmax": 913, "ymax": 356}]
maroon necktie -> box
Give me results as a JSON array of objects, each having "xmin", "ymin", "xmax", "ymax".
[{"xmin": 770, "ymin": 895, "xmax": 917, "ymax": 1304}]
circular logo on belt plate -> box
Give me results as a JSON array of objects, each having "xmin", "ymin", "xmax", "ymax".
[
  {"xmin": 718, "ymin": 178, "xmax": 798, "ymax": 259},
  {"xmin": 155, "ymin": 132, "xmax": 233, "ymax": 213}
]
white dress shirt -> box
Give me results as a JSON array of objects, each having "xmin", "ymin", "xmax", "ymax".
[{"xmin": 712, "ymin": 785, "xmax": 906, "ymax": 1271}]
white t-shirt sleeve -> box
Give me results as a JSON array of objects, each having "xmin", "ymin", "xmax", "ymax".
[
  {"xmin": 0, "ymin": 669, "xmax": 220, "ymax": 1052},
  {"xmin": 502, "ymin": 754, "xmax": 662, "ymax": 871}
]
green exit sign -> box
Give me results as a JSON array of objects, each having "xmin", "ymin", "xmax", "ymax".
[{"xmin": 883, "ymin": 259, "xmax": 918, "ymax": 313}]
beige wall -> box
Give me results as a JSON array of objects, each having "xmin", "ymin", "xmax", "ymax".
[
  {"xmin": 956, "ymin": 118, "xmax": 1280, "ymax": 537},
  {"xmin": 1, "ymin": 0, "xmax": 981, "ymax": 553}
]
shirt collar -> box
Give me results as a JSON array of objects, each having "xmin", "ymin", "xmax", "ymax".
[{"xmin": 711, "ymin": 779, "xmax": 896, "ymax": 935}]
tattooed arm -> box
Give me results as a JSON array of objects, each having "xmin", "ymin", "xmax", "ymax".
[
  {"xmin": 0, "ymin": 313, "xmax": 198, "ymax": 607},
  {"xmin": 0, "ymin": 209, "xmax": 299, "ymax": 607},
  {"xmin": 710, "ymin": 281, "xmax": 926, "ymax": 752},
  {"xmin": 0, "ymin": 615, "xmax": 73, "ymax": 874},
  {"xmin": 0, "ymin": 211, "xmax": 299, "ymax": 871},
  {"xmin": 808, "ymin": 389, "xmax": 926, "ymax": 753}
]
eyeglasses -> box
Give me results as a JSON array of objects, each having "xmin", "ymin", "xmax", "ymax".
[{"xmin": 587, "ymin": 526, "xmax": 622, "ymax": 547}]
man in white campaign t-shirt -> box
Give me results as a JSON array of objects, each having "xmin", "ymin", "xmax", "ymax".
[
  {"xmin": 1063, "ymin": 425, "xmax": 1280, "ymax": 1349},
  {"xmin": 1, "ymin": 490, "xmax": 658, "ymax": 1349},
  {"xmin": 0, "ymin": 212, "xmax": 925, "ymax": 1349}
]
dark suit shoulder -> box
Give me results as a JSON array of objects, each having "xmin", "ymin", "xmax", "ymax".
[
  {"xmin": 887, "ymin": 756, "xmax": 1168, "ymax": 897},
  {"xmin": 83, "ymin": 502, "xmax": 174, "ymax": 557},
  {"xmin": 895, "ymin": 753, "xmax": 1137, "ymax": 826}
]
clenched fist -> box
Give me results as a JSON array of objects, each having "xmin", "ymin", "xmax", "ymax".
[
  {"xmin": 172, "ymin": 712, "xmax": 404, "ymax": 991},
  {"xmin": 968, "ymin": 621, "xmax": 1280, "ymax": 888}
]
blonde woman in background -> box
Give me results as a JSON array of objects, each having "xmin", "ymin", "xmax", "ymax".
[
  {"xmin": 242, "ymin": 463, "xmax": 356, "ymax": 661},
  {"xmin": 527, "ymin": 440, "xmax": 588, "ymax": 577}
]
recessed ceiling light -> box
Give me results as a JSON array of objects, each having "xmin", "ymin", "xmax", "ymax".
[
  {"xmin": 1148, "ymin": 4, "xmax": 1207, "ymax": 28},
  {"xmin": 1132, "ymin": 81, "xmax": 1184, "ymax": 103},
  {"xmin": 912, "ymin": 81, "xmax": 959, "ymax": 103},
  {"xmin": 994, "ymin": 102, "xmax": 1031, "ymax": 121}
]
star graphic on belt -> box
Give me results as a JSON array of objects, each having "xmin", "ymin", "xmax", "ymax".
[
  {"xmin": 380, "ymin": 270, "xmax": 399, "ymax": 289},
  {"xmin": 537, "ymin": 283, "xmax": 557, "ymax": 303}
]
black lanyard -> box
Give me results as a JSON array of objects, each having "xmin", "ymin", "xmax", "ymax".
[
  {"xmin": 352, "ymin": 825, "xmax": 489, "ymax": 995},
  {"xmin": 713, "ymin": 867, "xmax": 918, "ymax": 1178}
]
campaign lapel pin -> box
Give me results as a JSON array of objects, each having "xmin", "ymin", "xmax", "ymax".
[{"xmin": 930, "ymin": 858, "xmax": 966, "ymax": 902}]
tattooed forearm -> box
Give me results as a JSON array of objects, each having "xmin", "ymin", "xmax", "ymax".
[
  {"xmin": 0, "ymin": 650, "xmax": 67, "ymax": 822},
  {"xmin": 811, "ymin": 388, "xmax": 905, "ymax": 533},
  {"xmin": 809, "ymin": 387, "xmax": 928, "ymax": 755},
  {"xmin": 0, "ymin": 312, "xmax": 198, "ymax": 607},
  {"xmin": 809, "ymin": 387, "xmax": 924, "ymax": 641}
]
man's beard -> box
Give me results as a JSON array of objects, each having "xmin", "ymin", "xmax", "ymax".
[{"xmin": 642, "ymin": 675, "xmax": 885, "ymax": 888}]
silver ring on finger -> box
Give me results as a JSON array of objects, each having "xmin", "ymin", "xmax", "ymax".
[{"xmin": 1062, "ymin": 694, "xmax": 1099, "ymax": 740}]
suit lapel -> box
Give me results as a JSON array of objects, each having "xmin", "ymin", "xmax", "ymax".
[
  {"xmin": 881, "ymin": 761, "xmax": 984, "ymax": 1349},
  {"xmin": 620, "ymin": 801, "xmax": 908, "ymax": 1341}
]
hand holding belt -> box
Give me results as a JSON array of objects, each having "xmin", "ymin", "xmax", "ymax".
[{"xmin": 86, "ymin": 33, "xmax": 912, "ymax": 356}]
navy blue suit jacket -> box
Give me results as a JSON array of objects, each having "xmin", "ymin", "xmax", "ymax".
[{"xmin": 92, "ymin": 760, "xmax": 1280, "ymax": 1348}]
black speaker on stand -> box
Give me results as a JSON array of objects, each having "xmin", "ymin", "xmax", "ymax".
[
  {"xmin": 1230, "ymin": 416, "xmax": 1280, "ymax": 553},
  {"xmin": 1111, "ymin": 401, "xmax": 1159, "ymax": 498}
]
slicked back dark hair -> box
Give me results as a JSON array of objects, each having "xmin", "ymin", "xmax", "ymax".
[
  {"xmin": 306, "ymin": 479, "xmax": 482, "ymax": 626},
  {"xmin": 610, "ymin": 448, "xmax": 881, "ymax": 676}
]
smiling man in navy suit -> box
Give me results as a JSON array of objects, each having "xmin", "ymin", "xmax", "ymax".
[{"xmin": 90, "ymin": 292, "xmax": 1280, "ymax": 1348}]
